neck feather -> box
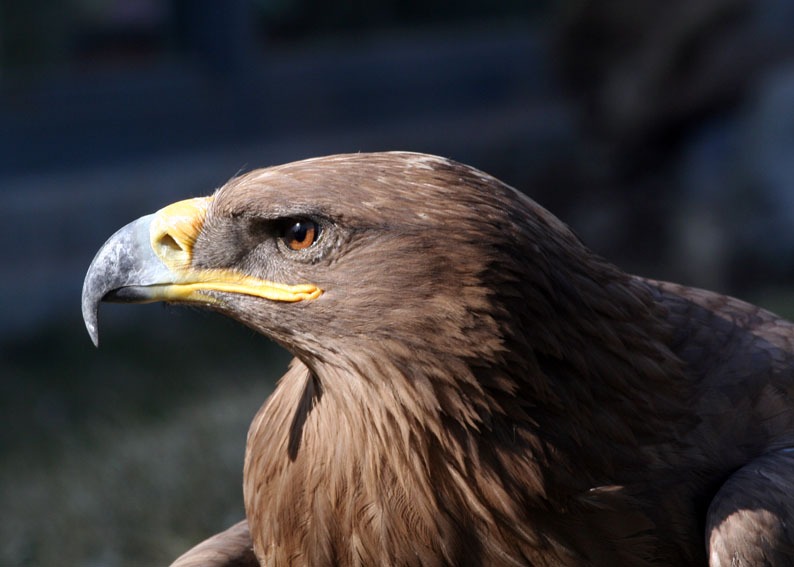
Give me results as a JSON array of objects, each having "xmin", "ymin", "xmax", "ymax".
[{"xmin": 244, "ymin": 270, "xmax": 690, "ymax": 565}]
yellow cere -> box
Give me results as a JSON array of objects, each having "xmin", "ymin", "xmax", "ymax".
[
  {"xmin": 148, "ymin": 196, "xmax": 323, "ymax": 303},
  {"xmin": 150, "ymin": 196, "xmax": 214, "ymax": 268}
]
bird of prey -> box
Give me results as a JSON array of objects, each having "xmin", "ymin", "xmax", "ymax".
[{"xmin": 82, "ymin": 152, "xmax": 794, "ymax": 566}]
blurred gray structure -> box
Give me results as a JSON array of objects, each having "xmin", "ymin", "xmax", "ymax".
[
  {"xmin": 2, "ymin": 0, "xmax": 794, "ymax": 565},
  {"xmin": 2, "ymin": 23, "xmax": 552, "ymax": 341}
]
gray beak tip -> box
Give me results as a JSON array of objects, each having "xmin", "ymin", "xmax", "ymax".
[
  {"xmin": 86, "ymin": 318, "xmax": 100, "ymax": 348},
  {"xmin": 81, "ymin": 213, "xmax": 162, "ymax": 347},
  {"xmin": 82, "ymin": 271, "xmax": 101, "ymax": 347}
]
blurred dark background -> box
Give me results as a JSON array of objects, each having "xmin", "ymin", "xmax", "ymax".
[{"xmin": 2, "ymin": 1, "xmax": 794, "ymax": 565}]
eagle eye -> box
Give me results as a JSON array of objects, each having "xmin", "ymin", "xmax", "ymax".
[{"xmin": 281, "ymin": 219, "xmax": 319, "ymax": 251}]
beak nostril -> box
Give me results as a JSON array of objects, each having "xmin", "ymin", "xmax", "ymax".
[
  {"xmin": 159, "ymin": 233, "xmax": 183, "ymax": 252},
  {"xmin": 149, "ymin": 196, "xmax": 213, "ymax": 264}
]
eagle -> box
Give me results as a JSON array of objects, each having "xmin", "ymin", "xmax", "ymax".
[{"xmin": 82, "ymin": 152, "xmax": 794, "ymax": 566}]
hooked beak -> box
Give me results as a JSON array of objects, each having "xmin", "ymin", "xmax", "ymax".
[{"xmin": 81, "ymin": 197, "xmax": 321, "ymax": 346}]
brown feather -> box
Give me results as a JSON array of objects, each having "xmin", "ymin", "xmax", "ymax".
[
  {"xmin": 95, "ymin": 152, "xmax": 794, "ymax": 566},
  {"xmin": 169, "ymin": 520, "xmax": 258, "ymax": 567}
]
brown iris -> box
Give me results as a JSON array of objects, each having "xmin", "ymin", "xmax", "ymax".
[{"xmin": 282, "ymin": 219, "xmax": 319, "ymax": 250}]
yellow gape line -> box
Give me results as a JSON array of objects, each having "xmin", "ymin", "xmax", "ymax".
[{"xmin": 152, "ymin": 277, "xmax": 323, "ymax": 304}]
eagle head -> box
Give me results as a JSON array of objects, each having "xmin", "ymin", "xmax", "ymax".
[{"xmin": 82, "ymin": 151, "xmax": 585, "ymax": 367}]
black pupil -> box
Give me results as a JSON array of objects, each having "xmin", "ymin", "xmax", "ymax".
[
  {"xmin": 290, "ymin": 221, "xmax": 308, "ymax": 242},
  {"xmin": 284, "ymin": 220, "xmax": 318, "ymax": 249}
]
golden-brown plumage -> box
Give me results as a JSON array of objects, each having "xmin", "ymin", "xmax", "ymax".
[
  {"xmin": 82, "ymin": 152, "xmax": 794, "ymax": 566},
  {"xmin": 170, "ymin": 521, "xmax": 257, "ymax": 567}
]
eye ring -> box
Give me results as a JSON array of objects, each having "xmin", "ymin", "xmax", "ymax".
[{"xmin": 281, "ymin": 218, "xmax": 320, "ymax": 251}]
